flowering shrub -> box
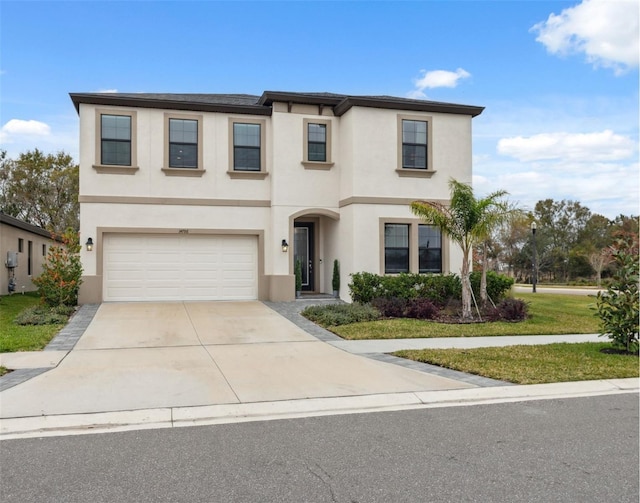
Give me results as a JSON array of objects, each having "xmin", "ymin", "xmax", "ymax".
[{"xmin": 32, "ymin": 229, "xmax": 83, "ymax": 307}]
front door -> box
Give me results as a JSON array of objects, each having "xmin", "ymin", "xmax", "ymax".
[{"xmin": 294, "ymin": 222, "xmax": 315, "ymax": 292}]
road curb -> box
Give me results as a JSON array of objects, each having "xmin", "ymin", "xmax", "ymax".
[{"xmin": 2, "ymin": 378, "xmax": 637, "ymax": 440}]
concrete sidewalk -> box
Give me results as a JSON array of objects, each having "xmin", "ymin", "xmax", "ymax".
[{"xmin": 0, "ymin": 301, "xmax": 637, "ymax": 440}]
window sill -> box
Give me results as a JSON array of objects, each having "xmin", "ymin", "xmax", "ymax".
[
  {"xmin": 396, "ymin": 168, "xmax": 437, "ymax": 178},
  {"xmin": 161, "ymin": 167, "xmax": 206, "ymax": 177},
  {"xmin": 301, "ymin": 161, "xmax": 334, "ymax": 170},
  {"xmin": 227, "ymin": 170, "xmax": 269, "ymax": 180},
  {"xmin": 92, "ymin": 164, "xmax": 139, "ymax": 175}
]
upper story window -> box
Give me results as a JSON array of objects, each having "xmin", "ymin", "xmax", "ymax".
[
  {"xmin": 93, "ymin": 109, "xmax": 138, "ymax": 174},
  {"xmin": 162, "ymin": 113, "xmax": 204, "ymax": 177},
  {"xmin": 308, "ymin": 123, "xmax": 327, "ymax": 162},
  {"xmin": 302, "ymin": 118, "xmax": 333, "ymax": 169},
  {"xmin": 418, "ymin": 224, "xmax": 442, "ymax": 273},
  {"xmin": 402, "ymin": 119, "xmax": 427, "ymax": 169},
  {"xmin": 384, "ymin": 223, "xmax": 410, "ymax": 274},
  {"xmin": 233, "ymin": 123, "xmax": 261, "ymax": 171},
  {"xmin": 169, "ymin": 119, "xmax": 198, "ymax": 168},
  {"xmin": 396, "ymin": 115, "xmax": 434, "ymax": 178},
  {"xmin": 227, "ymin": 118, "xmax": 267, "ymax": 179},
  {"xmin": 101, "ymin": 114, "xmax": 131, "ymax": 166}
]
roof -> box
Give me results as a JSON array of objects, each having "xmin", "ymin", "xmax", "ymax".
[
  {"xmin": 0, "ymin": 212, "xmax": 54, "ymax": 240},
  {"xmin": 70, "ymin": 91, "xmax": 484, "ymax": 117}
]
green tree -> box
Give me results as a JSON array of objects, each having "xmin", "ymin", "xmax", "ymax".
[
  {"xmin": 0, "ymin": 149, "xmax": 79, "ymax": 234},
  {"xmin": 411, "ymin": 179, "xmax": 508, "ymax": 320},
  {"xmin": 534, "ymin": 199, "xmax": 591, "ymax": 282},
  {"xmin": 32, "ymin": 230, "xmax": 83, "ymax": 307},
  {"xmin": 595, "ymin": 235, "xmax": 639, "ymax": 353}
]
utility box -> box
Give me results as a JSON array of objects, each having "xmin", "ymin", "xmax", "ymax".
[{"xmin": 6, "ymin": 251, "xmax": 18, "ymax": 268}]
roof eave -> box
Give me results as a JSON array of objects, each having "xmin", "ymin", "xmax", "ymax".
[
  {"xmin": 69, "ymin": 93, "xmax": 271, "ymax": 116},
  {"xmin": 258, "ymin": 91, "xmax": 344, "ymax": 107},
  {"xmin": 333, "ymin": 97, "xmax": 484, "ymax": 117}
]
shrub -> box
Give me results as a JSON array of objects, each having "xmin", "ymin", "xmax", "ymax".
[
  {"xmin": 301, "ymin": 303, "xmax": 380, "ymax": 327},
  {"xmin": 485, "ymin": 298, "xmax": 529, "ymax": 322},
  {"xmin": 32, "ymin": 230, "xmax": 83, "ymax": 307},
  {"xmin": 470, "ymin": 270, "xmax": 514, "ymax": 302},
  {"xmin": 332, "ymin": 259, "xmax": 340, "ymax": 293},
  {"xmin": 372, "ymin": 297, "xmax": 407, "ymax": 318},
  {"xmin": 348, "ymin": 272, "xmax": 384, "ymax": 303},
  {"xmin": 595, "ymin": 237, "xmax": 639, "ymax": 353},
  {"xmin": 14, "ymin": 304, "xmax": 75, "ymax": 326},
  {"xmin": 349, "ymin": 272, "xmax": 460, "ymax": 304},
  {"xmin": 405, "ymin": 298, "xmax": 440, "ymax": 320}
]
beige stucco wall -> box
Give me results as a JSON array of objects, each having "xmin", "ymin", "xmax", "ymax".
[
  {"xmin": 0, "ymin": 223, "xmax": 53, "ymax": 294},
  {"xmin": 77, "ymin": 99, "xmax": 474, "ymax": 303}
]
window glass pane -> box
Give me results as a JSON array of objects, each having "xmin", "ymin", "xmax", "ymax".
[
  {"xmin": 308, "ymin": 123, "xmax": 326, "ymax": 142},
  {"xmin": 234, "ymin": 146, "xmax": 260, "ymax": 171},
  {"xmin": 308, "ymin": 143, "xmax": 326, "ymax": 162},
  {"xmin": 402, "ymin": 120, "xmax": 427, "ymax": 144},
  {"xmin": 385, "ymin": 224, "xmax": 409, "ymax": 247},
  {"xmin": 419, "ymin": 249, "xmax": 442, "ymax": 273},
  {"xmin": 102, "ymin": 115, "xmax": 130, "ymax": 141},
  {"xmin": 234, "ymin": 123, "xmax": 260, "ymax": 147},
  {"xmin": 170, "ymin": 119, "xmax": 198, "ymax": 144},
  {"xmin": 384, "ymin": 224, "xmax": 410, "ymax": 273},
  {"xmin": 385, "ymin": 249, "xmax": 409, "ymax": 274},
  {"xmin": 169, "ymin": 144, "xmax": 197, "ymax": 168},
  {"xmin": 419, "ymin": 224, "xmax": 442, "ymax": 273},
  {"xmin": 403, "ymin": 145, "xmax": 427, "ymax": 169},
  {"xmin": 102, "ymin": 140, "xmax": 131, "ymax": 165},
  {"xmin": 418, "ymin": 225, "xmax": 441, "ymax": 248}
]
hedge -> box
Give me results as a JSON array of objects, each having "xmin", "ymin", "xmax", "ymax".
[{"xmin": 349, "ymin": 271, "xmax": 513, "ymax": 304}]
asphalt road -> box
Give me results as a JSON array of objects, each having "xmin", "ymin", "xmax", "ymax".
[{"xmin": 1, "ymin": 394, "xmax": 638, "ymax": 503}]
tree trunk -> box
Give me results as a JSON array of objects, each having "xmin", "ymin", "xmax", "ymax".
[
  {"xmin": 461, "ymin": 248, "xmax": 472, "ymax": 321},
  {"xmin": 480, "ymin": 242, "xmax": 488, "ymax": 306}
]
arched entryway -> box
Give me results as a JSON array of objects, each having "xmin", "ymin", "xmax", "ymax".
[{"xmin": 290, "ymin": 209, "xmax": 340, "ymax": 295}]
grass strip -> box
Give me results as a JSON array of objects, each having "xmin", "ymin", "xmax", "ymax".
[
  {"xmin": 0, "ymin": 293, "xmax": 64, "ymax": 352},
  {"xmin": 332, "ymin": 293, "xmax": 600, "ymax": 339},
  {"xmin": 393, "ymin": 342, "xmax": 639, "ymax": 384}
]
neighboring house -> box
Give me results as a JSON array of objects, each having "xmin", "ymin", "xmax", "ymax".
[
  {"xmin": 1, "ymin": 212, "xmax": 53, "ymax": 295},
  {"xmin": 70, "ymin": 91, "xmax": 483, "ymax": 303}
]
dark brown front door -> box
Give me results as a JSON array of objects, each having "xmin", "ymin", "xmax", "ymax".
[{"xmin": 294, "ymin": 222, "xmax": 315, "ymax": 292}]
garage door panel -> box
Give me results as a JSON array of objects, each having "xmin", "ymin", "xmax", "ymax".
[{"xmin": 103, "ymin": 234, "xmax": 258, "ymax": 301}]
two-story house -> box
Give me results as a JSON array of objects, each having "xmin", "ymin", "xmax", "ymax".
[{"xmin": 70, "ymin": 91, "xmax": 483, "ymax": 304}]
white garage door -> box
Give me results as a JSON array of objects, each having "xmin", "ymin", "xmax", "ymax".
[{"xmin": 103, "ymin": 234, "xmax": 258, "ymax": 301}]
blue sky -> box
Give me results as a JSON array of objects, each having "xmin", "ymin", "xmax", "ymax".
[{"xmin": 1, "ymin": 0, "xmax": 638, "ymax": 218}]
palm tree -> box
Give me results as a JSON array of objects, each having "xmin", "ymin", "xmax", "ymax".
[{"xmin": 411, "ymin": 179, "xmax": 509, "ymax": 320}]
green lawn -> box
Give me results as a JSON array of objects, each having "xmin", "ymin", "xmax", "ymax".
[
  {"xmin": 393, "ymin": 342, "xmax": 639, "ymax": 384},
  {"xmin": 0, "ymin": 293, "xmax": 64, "ymax": 352},
  {"xmin": 332, "ymin": 293, "xmax": 600, "ymax": 340}
]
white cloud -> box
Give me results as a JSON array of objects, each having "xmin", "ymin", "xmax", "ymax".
[
  {"xmin": 497, "ymin": 130, "xmax": 636, "ymax": 162},
  {"xmin": 531, "ymin": 0, "xmax": 639, "ymax": 75},
  {"xmin": 0, "ymin": 119, "xmax": 51, "ymax": 143},
  {"xmin": 408, "ymin": 68, "xmax": 471, "ymax": 99}
]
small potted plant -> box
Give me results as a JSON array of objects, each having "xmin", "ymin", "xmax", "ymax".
[
  {"xmin": 295, "ymin": 259, "xmax": 302, "ymax": 298},
  {"xmin": 332, "ymin": 259, "xmax": 340, "ymax": 298}
]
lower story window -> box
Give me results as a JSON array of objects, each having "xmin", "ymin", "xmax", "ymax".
[
  {"xmin": 384, "ymin": 224, "xmax": 410, "ymax": 273},
  {"xmin": 419, "ymin": 224, "xmax": 442, "ymax": 273}
]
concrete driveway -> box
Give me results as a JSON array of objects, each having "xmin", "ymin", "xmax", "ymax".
[{"xmin": 0, "ymin": 302, "xmax": 473, "ymax": 419}]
